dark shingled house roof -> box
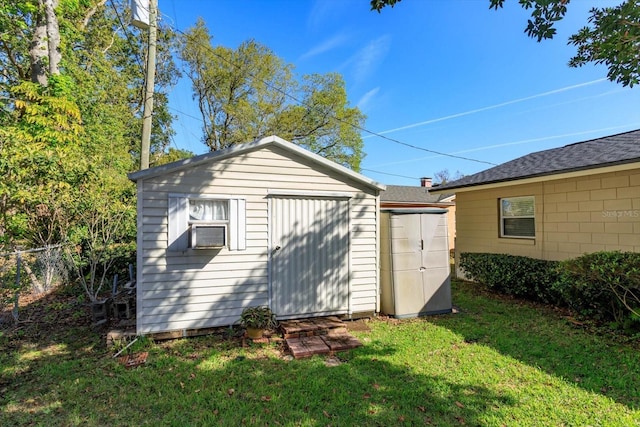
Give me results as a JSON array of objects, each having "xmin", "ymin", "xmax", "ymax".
[
  {"xmin": 381, "ymin": 185, "xmax": 454, "ymax": 204},
  {"xmin": 433, "ymin": 129, "xmax": 640, "ymax": 192}
]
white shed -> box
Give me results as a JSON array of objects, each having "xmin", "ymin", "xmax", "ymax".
[{"xmin": 128, "ymin": 136, "xmax": 386, "ymax": 335}]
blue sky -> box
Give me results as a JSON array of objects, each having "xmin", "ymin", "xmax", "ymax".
[{"xmin": 159, "ymin": 0, "xmax": 640, "ymax": 186}]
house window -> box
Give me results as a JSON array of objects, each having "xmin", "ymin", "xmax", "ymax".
[{"xmin": 500, "ymin": 196, "xmax": 535, "ymax": 238}]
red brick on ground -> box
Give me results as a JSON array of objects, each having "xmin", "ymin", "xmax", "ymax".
[
  {"xmin": 312, "ymin": 316, "xmax": 345, "ymax": 329},
  {"xmin": 117, "ymin": 351, "xmax": 148, "ymax": 369},
  {"xmin": 280, "ymin": 319, "xmax": 321, "ymax": 335},
  {"xmin": 278, "ymin": 317, "xmax": 367, "ymax": 357},
  {"xmin": 286, "ymin": 336, "xmax": 331, "ymax": 359},
  {"xmin": 322, "ymin": 334, "xmax": 362, "ymax": 352}
]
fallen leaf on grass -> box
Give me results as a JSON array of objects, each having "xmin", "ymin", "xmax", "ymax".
[
  {"xmin": 227, "ymin": 388, "xmax": 235, "ymax": 396},
  {"xmin": 323, "ymin": 410, "xmax": 331, "ymax": 418},
  {"xmin": 372, "ymin": 383, "xmax": 380, "ymax": 390},
  {"xmin": 398, "ymin": 415, "xmax": 405, "ymax": 422},
  {"xmin": 455, "ymin": 401, "xmax": 464, "ymax": 408},
  {"xmin": 261, "ymin": 395, "xmax": 272, "ymax": 402},
  {"xmin": 179, "ymin": 382, "xmax": 184, "ymax": 389},
  {"xmin": 363, "ymin": 393, "xmax": 371, "ymax": 399},
  {"xmin": 417, "ymin": 405, "xmax": 426, "ymax": 412}
]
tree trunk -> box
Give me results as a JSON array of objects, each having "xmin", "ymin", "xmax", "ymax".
[
  {"xmin": 44, "ymin": 0, "xmax": 61, "ymax": 76},
  {"xmin": 29, "ymin": 0, "xmax": 61, "ymax": 85},
  {"xmin": 21, "ymin": 259, "xmax": 45, "ymax": 295},
  {"xmin": 29, "ymin": 6, "xmax": 48, "ymax": 85}
]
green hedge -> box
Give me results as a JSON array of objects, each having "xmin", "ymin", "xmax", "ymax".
[
  {"xmin": 459, "ymin": 252, "xmax": 561, "ymax": 304},
  {"xmin": 459, "ymin": 251, "xmax": 640, "ymax": 331},
  {"xmin": 556, "ymin": 251, "xmax": 640, "ymax": 328}
]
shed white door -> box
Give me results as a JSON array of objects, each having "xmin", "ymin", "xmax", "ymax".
[{"xmin": 270, "ymin": 196, "xmax": 350, "ymax": 318}]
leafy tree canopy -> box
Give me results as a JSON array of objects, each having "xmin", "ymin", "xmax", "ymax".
[
  {"xmin": 153, "ymin": 147, "xmax": 195, "ymax": 166},
  {"xmin": 371, "ymin": 0, "xmax": 640, "ymax": 87},
  {"xmin": 180, "ymin": 19, "xmax": 366, "ymax": 170},
  {"xmin": 0, "ymin": 1, "xmax": 179, "ymax": 252}
]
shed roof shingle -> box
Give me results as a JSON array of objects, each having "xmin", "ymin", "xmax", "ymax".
[{"xmin": 434, "ymin": 129, "xmax": 640, "ymax": 191}]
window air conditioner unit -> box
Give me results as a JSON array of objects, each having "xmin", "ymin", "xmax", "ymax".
[{"xmin": 191, "ymin": 224, "xmax": 226, "ymax": 249}]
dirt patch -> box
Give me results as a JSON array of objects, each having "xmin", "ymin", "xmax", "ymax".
[
  {"xmin": 0, "ymin": 285, "xmax": 97, "ymax": 344},
  {"xmin": 344, "ymin": 319, "xmax": 371, "ymax": 332}
]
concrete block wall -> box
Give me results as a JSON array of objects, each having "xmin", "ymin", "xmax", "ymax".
[{"xmin": 455, "ymin": 167, "xmax": 640, "ymax": 264}]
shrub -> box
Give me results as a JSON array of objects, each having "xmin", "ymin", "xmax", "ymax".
[
  {"xmin": 239, "ymin": 306, "xmax": 278, "ymax": 330},
  {"xmin": 460, "ymin": 251, "xmax": 640, "ymax": 333},
  {"xmin": 555, "ymin": 251, "xmax": 640, "ymax": 328},
  {"xmin": 459, "ymin": 252, "xmax": 561, "ymax": 304}
]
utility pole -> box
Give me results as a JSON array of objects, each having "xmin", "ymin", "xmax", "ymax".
[{"xmin": 140, "ymin": 0, "xmax": 157, "ymax": 170}]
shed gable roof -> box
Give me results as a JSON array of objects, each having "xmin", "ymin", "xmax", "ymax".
[
  {"xmin": 433, "ymin": 129, "xmax": 640, "ymax": 191},
  {"xmin": 128, "ymin": 135, "xmax": 386, "ymax": 191},
  {"xmin": 381, "ymin": 185, "xmax": 453, "ymax": 203}
]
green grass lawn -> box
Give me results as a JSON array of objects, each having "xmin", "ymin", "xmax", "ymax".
[{"xmin": 1, "ymin": 280, "xmax": 639, "ymax": 426}]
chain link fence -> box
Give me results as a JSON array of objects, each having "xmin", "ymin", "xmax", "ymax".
[{"xmin": 0, "ymin": 245, "xmax": 68, "ymax": 325}]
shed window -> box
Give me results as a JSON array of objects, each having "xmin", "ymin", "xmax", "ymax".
[
  {"xmin": 189, "ymin": 199, "xmax": 228, "ymax": 222},
  {"xmin": 500, "ymin": 196, "xmax": 535, "ymax": 238},
  {"xmin": 168, "ymin": 195, "xmax": 246, "ymax": 252}
]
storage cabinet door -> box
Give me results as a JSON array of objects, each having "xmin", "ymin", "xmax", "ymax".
[
  {"xmin": 390, "ymin": 214, "xmax": 425, "ymax": 316},
  {"xmin": 389, "ymin": 213, "xmax": 452, "ymax": 317},
  {"xmin": 420, "ymin": 214, "xmax": 451, "ymax": 313}
]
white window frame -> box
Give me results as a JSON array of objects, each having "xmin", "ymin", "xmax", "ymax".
[
  {"xmin": 499, "ymin": 196, "xmax": 535, "ymax": 239},
  {"xmin": 168, "ymin": 194, "xmax": 246, "ymax": 252},
  {"xmin": 188, "ymin": 199, "xmax": 229, "ymax": 249}
]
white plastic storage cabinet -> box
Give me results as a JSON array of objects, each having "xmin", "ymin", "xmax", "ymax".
[{"xmin": 380, "ymin": 209, "xmax": 452, "ymax": 318}]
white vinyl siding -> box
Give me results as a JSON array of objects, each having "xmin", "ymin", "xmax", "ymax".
[
  {"xmin": 500, "ymin": 196, "xmax": 535, "ymax": 238},
  {"xmin": 136, "ymin": 145, "xmax": 380, "ymax": 334}
]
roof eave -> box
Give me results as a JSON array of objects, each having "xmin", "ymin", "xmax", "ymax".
[
  {"xmin": 380, "ymin": 200, "xmax": 454, "ymax": 206},
  {"xmin": 128, "ymin": 135, "xmax": 386, "ymax": 192},
  {"xmin": 429, "ymin": 160, "xmax": 640, "ymax": 193}
]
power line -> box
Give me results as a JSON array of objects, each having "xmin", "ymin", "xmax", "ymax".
[
  {"xmin": 358, "ymin": 128, "xmax": 496, "ymax": 166},
  {"xmin": 167, "ymin": 106, "xmax": 201, "ymax": 121},
  {"xmin": 162, "ymin": 13, "xmax": 497, "ymax": 167},
  {"xmin": 361, "ymin": 168, "xmax": 420, "ymax": 180},
  {"xmin": 168, "ymin": 101, "xmax": 425, "ymax": 180}
]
